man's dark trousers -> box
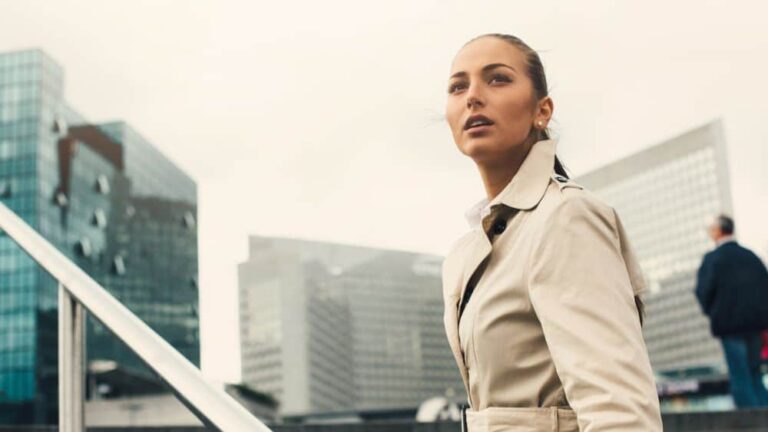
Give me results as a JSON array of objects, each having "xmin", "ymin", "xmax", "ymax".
[
  {"xmin": 721, "ymin": 333, "xmax": 768, "ymax": 407},
  {"xmin": 696, "ymin": 241, "xmax": 768, "ymax": 408}
]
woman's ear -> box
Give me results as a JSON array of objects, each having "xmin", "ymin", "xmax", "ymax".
[{"xmin": 535, "ymin": 96, "xmax": 554, "ymax": 129}]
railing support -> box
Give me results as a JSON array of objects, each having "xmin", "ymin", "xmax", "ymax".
[
  {"xmin": 58, "ymin": 283, "xmax": 85, "ymax": 432},
  {"xmin": 0, "ymin": 202, "xmax": 269, "ymax": 430}
]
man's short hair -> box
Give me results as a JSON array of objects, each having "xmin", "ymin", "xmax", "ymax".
[{"xmin": 716, "ymin": 214, "xmax": 734, "ymax": 235}]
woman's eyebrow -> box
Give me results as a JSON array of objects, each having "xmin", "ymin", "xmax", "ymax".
[{"xmin": 450, "ymin": 63, "xmax": 517, "ymax": 79}]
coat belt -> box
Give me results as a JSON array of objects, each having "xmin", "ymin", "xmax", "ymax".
[{"xmin": 462, "ymin": 406, "xmax": 578, "ymax": 432}]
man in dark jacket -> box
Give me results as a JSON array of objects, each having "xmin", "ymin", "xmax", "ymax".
[{"xmin": 696, "ymin": 214, "xmax": 768, "ymax": 408}]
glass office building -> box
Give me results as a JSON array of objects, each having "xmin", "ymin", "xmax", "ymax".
[
  {"xmin": 0, "ymin": 49, "xmax": 199, "ymax": 423},
  {"xmin": 577, "ymin": 121, "xmax": 733, "ymax": 375},
  {"xmin": 239, "ymin": 236, "xmax": 462, "ymax": 416}
]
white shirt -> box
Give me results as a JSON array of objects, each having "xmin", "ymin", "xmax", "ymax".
[{"xmin": 464, "ymin": 197, "xmax": 492, "ymax": 230}]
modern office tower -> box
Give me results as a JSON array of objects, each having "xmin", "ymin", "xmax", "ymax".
[
  {"xmin": 0, "ymin": 49, "xmax": 199, "ymax": 423},
  {"xmin": 577, "ymin": 121, "xmax": 733, "ymax": 375},
  {"xmin": 239, "ymin": 236, "xmax": 462, "ymax": 416}
]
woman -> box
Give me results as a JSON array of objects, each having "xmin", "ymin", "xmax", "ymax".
[{"xmin": 442, "ymin": 34, "xmax": 663, "ymax": 431}]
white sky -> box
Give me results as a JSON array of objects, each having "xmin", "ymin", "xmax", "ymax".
[{"xmin": 2, "ymin": 0, "xmax": 767, "ymax": 385}]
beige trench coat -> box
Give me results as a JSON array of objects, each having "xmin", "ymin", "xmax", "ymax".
[{"xmin": 442, "ymin": 139, "xmax": 662, "ymax": 431}]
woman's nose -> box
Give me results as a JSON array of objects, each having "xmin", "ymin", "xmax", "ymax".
[{"xmin": 466, "ymin": 85, "xmax": 485, "ymax": 109}]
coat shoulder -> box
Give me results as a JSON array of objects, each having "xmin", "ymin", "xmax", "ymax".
[
  {"xmin": 701, "ymin": 249, "xmax": 716, "ymax": 262},
  {"xmin": 540, "ymin": 175, "xmax": 616, "ymax": 224}
]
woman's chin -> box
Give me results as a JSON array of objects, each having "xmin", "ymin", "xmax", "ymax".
[{"xmin": 461, "ymin": 140, "xmax": 504, "ymax": 162}]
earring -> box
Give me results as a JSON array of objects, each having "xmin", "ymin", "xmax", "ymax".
[{"xmin": 537, "ymin": 121, "xmax": 544, "ymax": 128}]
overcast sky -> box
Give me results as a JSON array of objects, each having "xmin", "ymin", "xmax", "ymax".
[{"xmin": 2, "ymin": 0, "xmax": 767, "ymax": 385}]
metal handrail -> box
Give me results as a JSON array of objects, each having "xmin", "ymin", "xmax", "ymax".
[{"xmin": 0, "ymin": 202, "xmax": 271, "ymax": 431}]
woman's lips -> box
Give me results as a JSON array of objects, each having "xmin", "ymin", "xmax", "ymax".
[
  {"xmin": 466, "ymin": 124, "xmax": 493, "ymax": 135},
  {"xmin": 464, "ymin": 114, "xmax": 495, "ymax": 130}
]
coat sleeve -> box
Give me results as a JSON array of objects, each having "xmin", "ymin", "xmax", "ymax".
[
  {"xmin": 527, "ymin": 194, "xmax": 662, "ymax": 431},
  {"xmin": 694, "ymin": 254, "xmax": 716, "ymax": 315}
]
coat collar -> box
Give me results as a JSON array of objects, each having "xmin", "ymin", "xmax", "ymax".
[
  {"xmin": 489, "ymin": 138, "xmax": 557, "ymax": 211},
  {"xmin": 463, "ymin": 139, "xmax": 557, "ymax": 229}
]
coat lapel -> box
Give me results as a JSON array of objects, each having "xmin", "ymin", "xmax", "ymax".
[
  {"xmin": 458, "ymin": 230, "xmax": 493, "ymax": 307},
  {"xmin": 442, "ymin": 231, "xmax": 491, "ymax": 401}
]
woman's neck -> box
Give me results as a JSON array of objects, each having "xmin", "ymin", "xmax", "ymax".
[{"xmin": 477, "ymin": 144, "xmax": 532, "ymax": 201}]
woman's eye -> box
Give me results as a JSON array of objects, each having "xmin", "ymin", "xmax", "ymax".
[
  {"xmin": 448, "ymin": 82, "xmax": 467, "ymax": 94},
  {"xmin": 490, "ymin": 74, "xmax": 511, "ymax": 84}
]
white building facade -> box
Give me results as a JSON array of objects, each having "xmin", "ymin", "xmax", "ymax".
[
  {"xmin": 577, "ymin": 121, "xmax": 734, "ymax": 375},
  {"xmin": 238, "ymin": 236, "xmax": 462, "ymax": 415}
]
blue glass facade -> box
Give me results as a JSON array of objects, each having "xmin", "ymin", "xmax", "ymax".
[{"xmin": 0, "ymin": 49, "xmax": 199, "ymax": 423}]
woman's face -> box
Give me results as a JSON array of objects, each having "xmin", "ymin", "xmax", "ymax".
[{"xmin": 445, "ymin": 37, "xmax": 551, "ymax": 164}]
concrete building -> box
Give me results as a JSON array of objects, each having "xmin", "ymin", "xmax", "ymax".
[
  {"xmin": 0, "ymin": 49, "xmax": 199, "ymax": 423},
  {"xmin": 238, "ymin": 236, "xmax": 462, "ymax": 416},
  {"xmin": 577, "ymin": 120, "xmax": 733, "ymax": 375}
]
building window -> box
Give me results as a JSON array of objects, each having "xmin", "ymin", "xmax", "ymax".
[
  {"xmin": 94, "ymin": 174, "xmax": 110, "ymax": 194},
  {"xmin": 52, "ymin": 190, "xmax": 68, "ymax": 207},
  {"xmin": 0, "ymin": 179, "xmax": 12, "ymax": 199},
  {"xmin": 75, "ymin": 237, "xmax": 92, "ymax": 257},
  {"xmin": 52, "ymin": 117, "xmax": 68, "ymax": 136},
  {"xmin": 111, "ymin": 255, "xmax": 126, "ymax": 276},
  {"xmin": 182, "ymin": 211, "xmax": 195, "ymax": 229},
  {"xmin": 92, "ymin": 208, "xmax": 107, "ymax": 228},
  {"xmin": 0, "ymin": 140, "xmax": 12, "ymax": 160}
]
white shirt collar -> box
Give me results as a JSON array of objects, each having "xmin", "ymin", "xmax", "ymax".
[
  {"xmin": 716, "ymin": 235, "xmax": 735, "ymax": 248},
  {"xmin": 464, "ymin": 197, "xmax": 492, "ymax": 230}
]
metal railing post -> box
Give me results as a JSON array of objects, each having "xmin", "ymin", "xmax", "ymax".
[
  {"xmin": 0, "ymin": 202, "xmax": 270, "ymax": 430},
  {"xmin": 58, "ymin": 284, "xmax": 71, "ymax": 431},
  {"xmin": 59, "ymin": 283, "xmax": 85, "ymax": 431}
]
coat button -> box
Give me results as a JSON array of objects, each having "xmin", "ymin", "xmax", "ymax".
[{"xmin": 491, "ymin": 219, "xmax": 507, "ymax": 235}]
